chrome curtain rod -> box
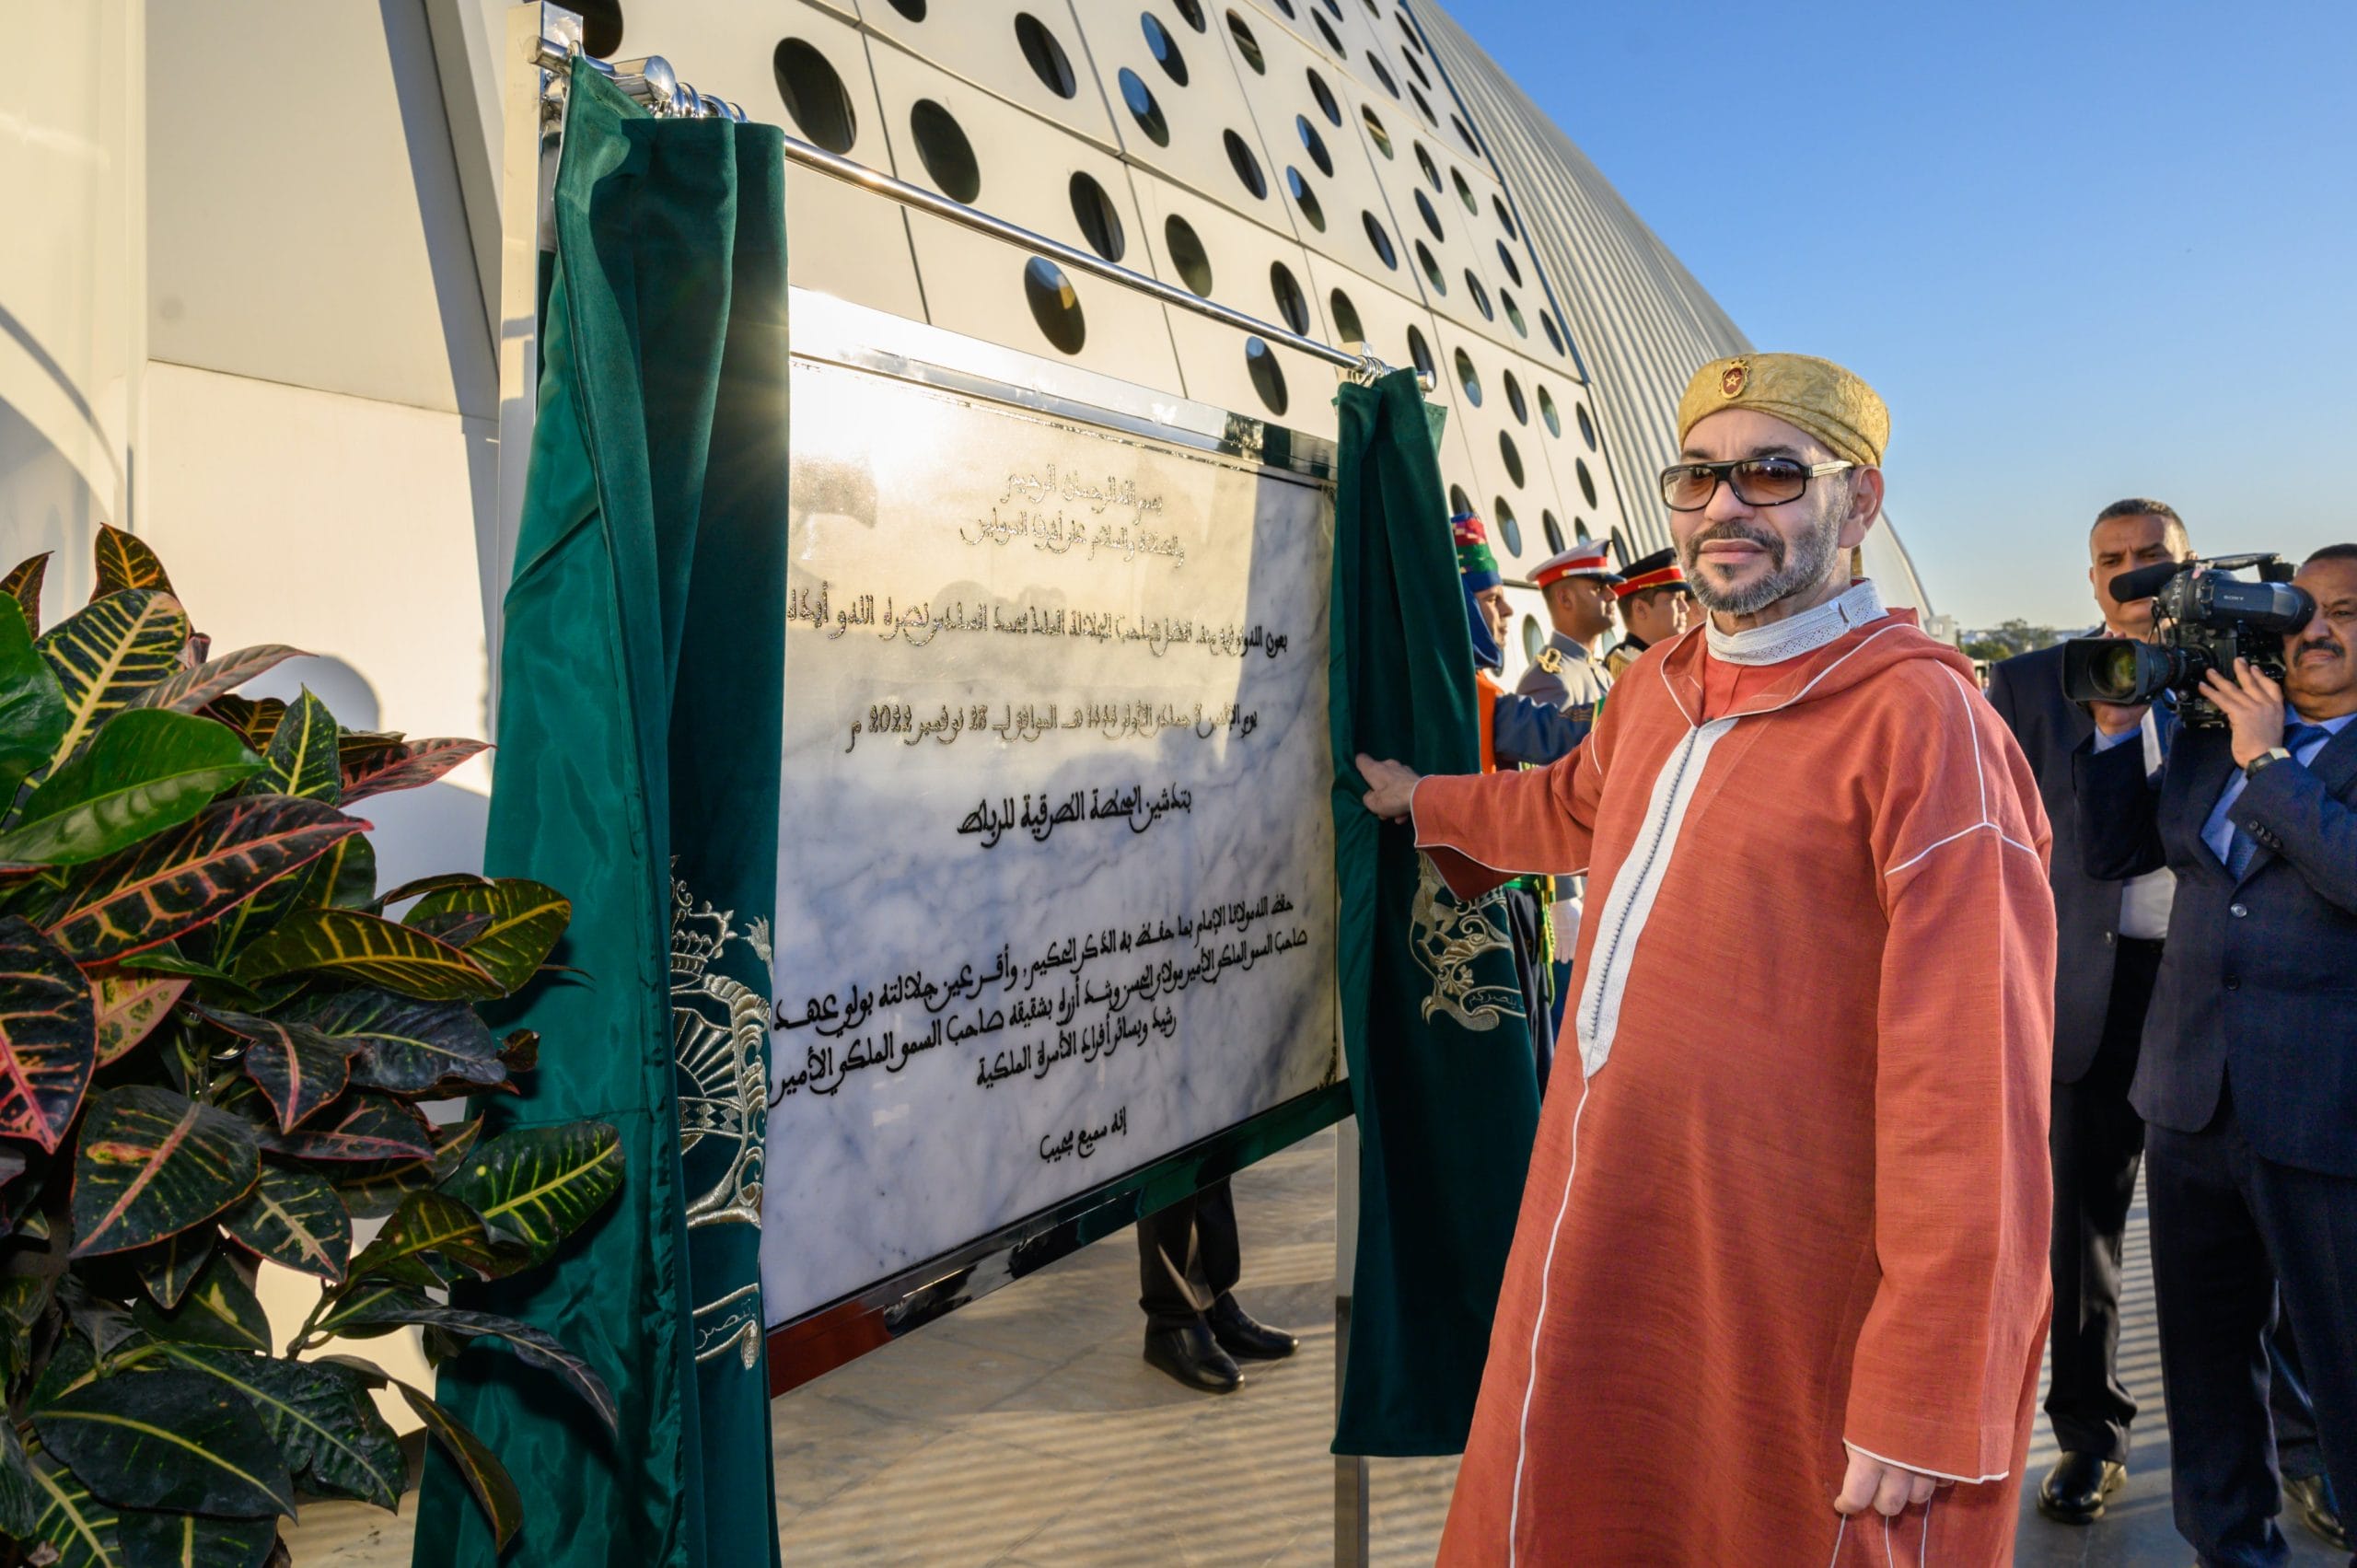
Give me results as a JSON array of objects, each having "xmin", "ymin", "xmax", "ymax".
[{"xmin": 533, "ymin": 38, "xmax": 1413, "ymax": 388}]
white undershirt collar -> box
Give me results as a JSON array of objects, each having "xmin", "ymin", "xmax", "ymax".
[{"xmin": 1704, "ymin": 579, "xmax": 1887, "ymax": 667}]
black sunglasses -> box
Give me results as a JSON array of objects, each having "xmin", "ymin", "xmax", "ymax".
[{"xmin": 1658, "ymin": 457, "xmax": 1853, "ymax": 513}]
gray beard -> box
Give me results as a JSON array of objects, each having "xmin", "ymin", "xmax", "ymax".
[{"xmin": 1683, "ymin": 511, "xmax": 1844, "ymax": 617}]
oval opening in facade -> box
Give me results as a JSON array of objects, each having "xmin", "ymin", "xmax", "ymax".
[
  {"xmin": 1164, "ymin": 214, "xmax": 1214, "ymax": 296},
  {"xmin": 1464, "ymin": 271, "xmax": 1493, "ymax": 320},
  {"xmin": 577, "ymin": 0, "xmax": 623, "ymax": 57},
  {"xmin": 1024, "ymin": 257, "xmax": 1086, "ymax": 354},
  {"xmin": 1414, "ymin": 240, "xmax": 1446, "ymax": 295},
  {"xmin": 1142, "ymin": 13, "xmax": 1190, "ymax": 85},
  {"xmin": 1226, "ymin": 11, "xmax": 1266, "ymax": 72},
  {"xmin": 1413, "ymin": 190, "xmax": 1444, "ymax": 241},
  {"xmin": 1016, "ymin": 14, "xmax": 1077, "ymax": 99},
  {"xmin": 1069, "ymin": 171, "xmax": 1125, "ymax": 262},
  {"xmin": 1306, "ymin": 68, "xmax": 1341, "ymax": 126},
  {"xmin": 910, "ymin": 99, "xmax": 981, "ymax": 203},
  {"xmin": 1245, "ymin": 337, "xmax": 1289, "ymax": 416},
  {"xmin": 1118, "ymin": 68, "xmax": 1169, "ymax": 146},
  {"xmin": 1406, "ymin": 324, "xmax": 1434, "ymax": 380},
  {"xmin": 1297, "ymin": 115, "xmax": 1334, "ymax": 177},
  {"xmin": 1286, "ymin": 168, "xmax": 1326, "ymax": 231},
  {"xmin": 772, "ymin": 41, "xmax": 857, "ymax": 155},
  {"xmin": 1225, "ymin": 130, "xmax": 1268, "ymax": 200},
  {"xmin": 1270, "ymin": 261, "xmax": 1310, "ymax": 334},
  {"xmin": 1494, "ymin": 238, "xmax": 1523, "ymax": 285},
  {"xmin": 1329, "ymin": 288, "xmax": 1364, "ymax": 343}
]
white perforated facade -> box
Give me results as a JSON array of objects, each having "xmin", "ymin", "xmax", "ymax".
[{"xmin": 5, "ymin": 0, "xmax": 1938, "ymax": 734}]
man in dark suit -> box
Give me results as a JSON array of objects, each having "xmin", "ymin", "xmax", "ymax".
[
  {"xmin": 1988, "ymin": 499, "xmax": 2190, "ymax": 1523},
  {"xmin": 2077, "ymin": 544, "xmax": 2357, "ymax": 1567}
]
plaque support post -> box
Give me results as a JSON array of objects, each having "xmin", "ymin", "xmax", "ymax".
[{"xmin": 1335, "ymin": 1116, "xmax": 1370, "ymax": 1566}]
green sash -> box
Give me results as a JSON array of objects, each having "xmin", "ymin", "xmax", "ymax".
[
  {"xmin": 412, "ymin": 64, "xmax": 786, "ymax": 1566},
  {"xmin": 1329, "ymin": 370, "xmax": 1540, "ymax": 1455}
]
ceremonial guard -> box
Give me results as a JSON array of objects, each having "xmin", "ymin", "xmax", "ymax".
[
  {"xmin": 1514, "ymin": 541, "xmax": 1619, "ymax": 1030},
  {"xmin": 1603, "ymin": 547, "xmax": 1694, "ymax": 680},
  {"xmin": 1515, "ymin": 541, "xmax": 1620, "ymax": 712}
]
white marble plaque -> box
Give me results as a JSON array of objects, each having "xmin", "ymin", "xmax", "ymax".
[{"xmin": 760, "ymin": 357, "xmax": 1340, "ymax": 1327}]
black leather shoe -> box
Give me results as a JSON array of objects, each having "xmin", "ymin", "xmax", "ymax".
[
  {"xmin": 1208, "ymin": 1294, "xmax": 1299, "ymax": 1361},
  {"xmin": 1144, "ymin": 1322, "xmax": 1242, "ymax": 1393},
  {"xmin": 2037, "ymin": 1452, "xmax": 2126, "ymax": 1525},
  {"xmin": 2284, "ymin": 1471, "xmax": 2353, "ymax": 1551}
]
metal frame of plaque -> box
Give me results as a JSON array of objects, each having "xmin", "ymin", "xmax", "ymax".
[{"xmin": 761, "ymin": 294, "xmax": 1350, "ymax": 1395}]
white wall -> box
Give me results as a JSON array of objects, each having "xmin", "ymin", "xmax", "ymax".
[{"xmin": 0, "ymin": 0, "xmax": 144, "ymax": 597}]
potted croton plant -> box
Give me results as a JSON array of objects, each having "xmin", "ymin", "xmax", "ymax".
[{"xmin": 0, "ymin": 527, "xmax": 620, "ymax": 1565}]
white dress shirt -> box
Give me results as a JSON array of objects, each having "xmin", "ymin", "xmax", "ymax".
[{"xmin": 2116, "ymin": 709, "xmax": 2174, "ymax": 939}]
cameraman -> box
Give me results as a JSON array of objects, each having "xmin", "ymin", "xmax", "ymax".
[
  {"xmin": 2076, "ymin": 544, "xmax": 2357, "ymax": 1566},
  {"xmin": 1990, "ymin": 500, "xmax": 2190, "ymax": 1525}
]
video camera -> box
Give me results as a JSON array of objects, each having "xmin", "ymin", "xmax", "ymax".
[{"xmin": 2060, "ymin": 553, "xmax": 2315, "ymax": 728}]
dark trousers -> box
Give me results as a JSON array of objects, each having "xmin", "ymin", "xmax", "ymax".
[
  {"xmin": 1136, "ymin": 1178, "xmax": 1240, "ymax": 1330},
  {"xmin": 2147, "ymin": 1090, "xmax": 2357, "ymax": 1567},
  {"xmin": 2275, "ymin": 1317, "xmax": 2328, "ymax": 1483},
  {"xmin": 2046, "ymin": 936, "xmax": 2158, "ymax": 1460},
  {"xmin": 1500, "ymin": 882, "xmax": 1552, "ymax": 1095}
]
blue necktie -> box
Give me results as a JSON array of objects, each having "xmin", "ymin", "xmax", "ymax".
[{"xmin": 2224, "ymin": 723, "xmax": 2330, "ymax": 877}]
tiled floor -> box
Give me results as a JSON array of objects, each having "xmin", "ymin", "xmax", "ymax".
[{"xmin": 285, "ymin": 1130, "xmax": 2340, "ymax": 1565}]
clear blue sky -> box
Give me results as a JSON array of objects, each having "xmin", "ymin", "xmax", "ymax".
[{"xmin": 1445, "ymin": 0, "xmax": 2357, "ymax": 630}]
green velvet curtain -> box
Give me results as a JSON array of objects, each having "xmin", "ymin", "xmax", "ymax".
[
  {"xmin": 412, "ymin": 64, "xmax": 786, "ymax": 1567},
  {"xmin": 1329, "ymin": 370, "xmax": 1540, "ymax": 1456}
]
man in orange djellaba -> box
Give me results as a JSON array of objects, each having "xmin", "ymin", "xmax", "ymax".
[{"xmin": 1359, "ymin": 354, "xmax": 2056, "ymax": 1564}]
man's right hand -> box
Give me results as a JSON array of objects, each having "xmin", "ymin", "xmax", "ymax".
[
  {"xmin": 1356, "ymin": 754, "xmax": 1421, "ymax": 821},
  {"xmin": 2089, "ymin": 699, "xmax": 2151, "ymax": 738}
]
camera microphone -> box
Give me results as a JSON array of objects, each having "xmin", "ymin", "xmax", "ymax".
[
  {"xmin": 2068, "ymin": 552, "xmax": 2314, "ymax": 725},
  {"xmin": 2108, "ymin": 563, "xmax": 2182, "ymax": 602}
]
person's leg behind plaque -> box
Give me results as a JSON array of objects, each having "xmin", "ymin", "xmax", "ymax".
[{"xmin": 1136, "ymin": 1178, "xmax": 1298, "ymax": 1393}]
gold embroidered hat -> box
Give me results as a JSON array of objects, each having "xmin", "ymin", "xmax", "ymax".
[{"xmin": 1676, "ymin": 353, "xmax": 1889, "ymax": 469}]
